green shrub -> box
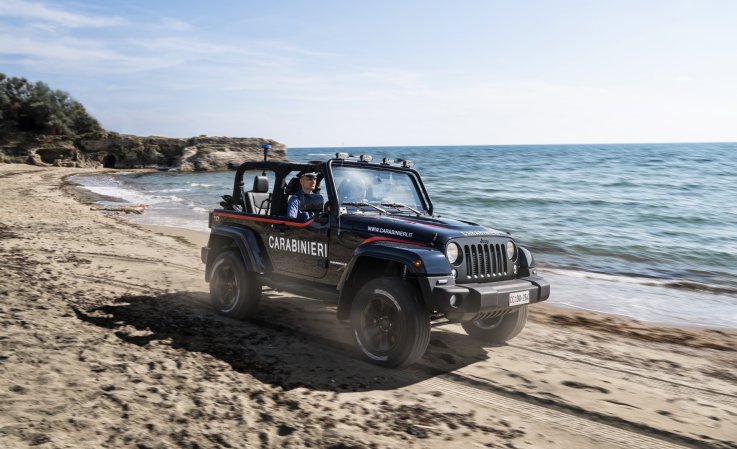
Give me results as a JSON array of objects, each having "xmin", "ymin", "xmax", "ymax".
[{"xmin": 0, "ymin": 72, "xmax": 103, "ymax": 136}]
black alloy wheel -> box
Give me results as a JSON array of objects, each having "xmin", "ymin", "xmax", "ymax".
[
  {"xmin": 209, "ymin": 250, "xmax": 261, "ymax": 319},
  {"xmin": 358, "ymin": 295, "xmax": 401, "ymax": 354},
  {"xmin": 351, "ymin": 277, "xmax": 431, "ymax": 368}
]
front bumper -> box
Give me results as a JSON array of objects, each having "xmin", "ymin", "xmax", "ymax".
[{"xmin": 421, "ymin": 275, "xmax": 550, "ymax": 322}]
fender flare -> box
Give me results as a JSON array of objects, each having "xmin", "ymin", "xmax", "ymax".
[
  {"xmin": 205, "ymin": 224, "xmax": 268, "ymax": 281},
  {"xmin": 518, "ymin": 246, "xmax": 535, "ymax": 277},
  {"xmin": 336, "ymin": 243, "xmax": 451, "ymax": 320}
]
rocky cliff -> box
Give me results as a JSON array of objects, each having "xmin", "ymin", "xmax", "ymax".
[{"xmin": 0, "ymin": 131, "xmax": 287, "ymax": 171}]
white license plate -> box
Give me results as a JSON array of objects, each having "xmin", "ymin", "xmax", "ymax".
[{"xmin": 509, "ymin": 290, "xmax": 530, "ymax": 306}]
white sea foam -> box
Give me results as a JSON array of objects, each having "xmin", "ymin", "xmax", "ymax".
[
  {"xmin": 154, "ymin": 188, "xmax": 191, "ymax": 193},
  {"xmin": 543, "ymin": 268, "xmax": 737, "ymax": 329},
  {"xmin": 79, "ymin": 180, "xmax": 154, "ymax": 205}
]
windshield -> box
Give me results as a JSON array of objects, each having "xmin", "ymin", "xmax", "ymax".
[{"xmin": 331, "ymin": 165, "xmax": 426, "ymax": 214}]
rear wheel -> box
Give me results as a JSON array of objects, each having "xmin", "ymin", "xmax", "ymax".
[
  {"xmin": 350, "ymin": 278, "xmax": 431, "ymax": 368},
  {"xmin": 461, "ymin": 305, "xmax": 528, "ymax": 344},
  {"xmin": 209, "ymin": 250, "xmax": 261, "ymax": 319}
]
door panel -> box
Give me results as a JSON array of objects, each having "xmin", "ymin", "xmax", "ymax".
[{"xmin": 266, "ymin": 220, "xmax": 330, "ymax": 280}]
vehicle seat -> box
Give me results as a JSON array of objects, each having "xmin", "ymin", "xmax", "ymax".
[
  {"xmin": 282, "ymin": 177, "xmax": 300, "ymax": 215},
  {"xmin": 285, "ymin": 177, "xmax": 301, "ymax": 195},
  {"xmin": 245, "ymin": 176, "xmax": 271, "ymax": 214}
]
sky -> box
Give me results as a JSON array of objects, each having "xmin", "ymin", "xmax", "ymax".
[{"xmin": 1, "ymin": 0, "xmax": 736, "ymax": 147}]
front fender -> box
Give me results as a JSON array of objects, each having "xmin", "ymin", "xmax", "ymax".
[
  {"xmin": 335, "ymin": 243, "xmax": 451, "ymax": 320},
  {"xmin": 337, "ymin": 243, "xmax": 450, "ymax": 291},
  {"xmin": 518, "ymin": 246, "xmax": 536, "ymax": 277}
]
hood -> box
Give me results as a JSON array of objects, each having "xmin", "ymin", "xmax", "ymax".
[{"xmin": 339, "ymin": 213, "xmax": 509, "ymax": 245}]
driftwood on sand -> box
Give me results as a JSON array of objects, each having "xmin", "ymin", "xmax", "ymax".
[{"xmin": 89, "ymin": 204, "xmax": 147, "ymax": 214}]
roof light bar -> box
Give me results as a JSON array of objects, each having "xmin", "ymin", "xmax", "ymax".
[
  {"xmin": 331, "ymin": 153, "xmax": 412, "ymax": 168},
  {"xmin": 396, "ymin": 158, "xmax": 414, "ymax": 168}
]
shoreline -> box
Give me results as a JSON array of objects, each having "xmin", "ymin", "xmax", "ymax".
[
  {"xmin": 138, "ymin": 224, "xmax": 210, "ymax": 247},
  {"xmin": 66, "ymin": 168, "xmax": 737, "ymax": 330},
  {"xmin": 2, "ymin": 164, "xmax": 736, "ymax": 448}
]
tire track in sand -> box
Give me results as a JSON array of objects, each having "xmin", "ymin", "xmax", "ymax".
[
  {"xmin": 176, "ymin": 294, "xmax": 720, "ymax": 449},
  {"xmin": 506, "ymin": 343, "xmax": 737, "ymax": 406}
]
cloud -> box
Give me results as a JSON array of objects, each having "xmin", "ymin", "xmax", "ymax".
[
  {"xmin": 0, "ymin": 0, "xmax": 126, "ymax": 28},
  {"xmin": 0, "ymin": 30, "xmax": 168, "ymax": 74},
  {"xmin": 158, "ymin": 18, "xmax": 192, "ymax": 32},
  {"xmin": 0, "ymin": 6, "xmax": 327, "ymax": 78}
]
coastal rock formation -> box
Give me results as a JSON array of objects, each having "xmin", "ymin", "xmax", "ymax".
[{"xmin": 0, "ymin": 131, "xmax": 287, "ymax": 171}]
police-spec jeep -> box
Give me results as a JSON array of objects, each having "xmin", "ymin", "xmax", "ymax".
[{"xmin": 201, "ymin": 150, "xmax": 550, "ymax": 368}]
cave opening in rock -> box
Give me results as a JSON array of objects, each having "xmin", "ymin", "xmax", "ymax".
[
  {"xmin": 102, "ymin": 154, "xmax": 116, "ymax": 168},
  {"xmin": 35, "ymin": 149, "xmax": 59, "ymax": 164}
]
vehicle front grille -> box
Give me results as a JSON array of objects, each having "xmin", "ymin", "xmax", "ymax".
[{"xmin": 463, "ymin": 243, "xmax": 509, "ymax": 280}]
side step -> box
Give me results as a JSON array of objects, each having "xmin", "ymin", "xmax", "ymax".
[{"xmin": 258, "ymin": 274, "xmax": 340, "ymax": 303}]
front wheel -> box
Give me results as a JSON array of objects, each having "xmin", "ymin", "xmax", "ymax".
[
  {"xmin": 350, "ymin": 278, "xmax": 431, "ymax": 368},
  {"xmin": 461, "ymin": 305, "xmax": 528, "ymax": 344},
  {"xmin": 209, "ymin": 250, "xmax": 261, "ymax": 319}
]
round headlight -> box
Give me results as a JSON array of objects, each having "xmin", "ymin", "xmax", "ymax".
[
  {"xmin": 506, "ymin": 241, "xmax": 517, "ymax": 260},
  {"xmin": 446, "ymin": 242, "xmax": 460, "ymax": 264}
]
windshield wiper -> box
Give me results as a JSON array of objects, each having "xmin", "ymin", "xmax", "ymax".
[
  {"xmin": 342, "ymin": 202, "xmax": 387, "ymax": 214},
  {"xmin": 381, "ymin": 202, "xmax": 423, "ymax": 215}
]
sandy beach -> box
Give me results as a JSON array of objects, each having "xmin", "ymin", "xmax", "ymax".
[{"xmin": 1, "ymin": 164, "xmax": 736, "ymax": 449}]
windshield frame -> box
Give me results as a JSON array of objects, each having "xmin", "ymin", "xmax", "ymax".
[{"xmin": 326, "ymin": 160, "xmax": 433, "ymax": 216}]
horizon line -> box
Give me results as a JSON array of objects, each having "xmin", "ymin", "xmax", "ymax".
[{"xmin": 290, "ymin": 140, "xmax": 737, "ymax": 149}]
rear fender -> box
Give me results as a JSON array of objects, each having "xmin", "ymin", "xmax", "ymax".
[{"xmin": 205, "ymin": 225, "xmax": 268, "ymax": 281}]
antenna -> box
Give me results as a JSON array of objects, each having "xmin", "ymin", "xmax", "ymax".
[
  {"xmin": 261, "ymin": 144, "xmax": 271, "ymax": 175},
  {"xmin": 261, "ymin": 144, "xmax": 271, "ymax": 162}
]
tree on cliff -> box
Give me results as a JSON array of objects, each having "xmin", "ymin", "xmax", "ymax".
[{"xmin": 0, "ymin": 73, "xmax": 103, "ymax": 137}]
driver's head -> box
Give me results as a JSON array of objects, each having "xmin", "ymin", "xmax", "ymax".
[{"xmin": 298, "ymin": 171, "xmax": 317, "ymax": 193}]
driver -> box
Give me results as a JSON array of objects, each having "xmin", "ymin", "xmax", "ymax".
[{"xmin": 287, "ymin": 171, "xmax": 317, "ymax": 220}]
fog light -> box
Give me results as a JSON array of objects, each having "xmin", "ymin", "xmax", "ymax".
[{"xmin": 449, "ymin": 295, "xmax": 461, "ymax": 308}]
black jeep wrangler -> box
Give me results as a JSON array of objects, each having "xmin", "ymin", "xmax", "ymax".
[{"xmin": 202, "ymin": 150, "xmax": 550, "ymax": 367}]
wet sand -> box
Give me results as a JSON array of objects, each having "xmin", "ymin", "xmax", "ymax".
[{"xmin": 1, "ymin": 164, "xmax": 736, "ymax": 449}]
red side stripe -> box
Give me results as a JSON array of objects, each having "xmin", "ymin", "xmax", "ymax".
[
  {"xmin": 214, "ymin": 212, "xmax": 315, "ymax": 228},
  {"xmin": 360, "ymin": 236, "xmax": 429, "ymax": 247}
]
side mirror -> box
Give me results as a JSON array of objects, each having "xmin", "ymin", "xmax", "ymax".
[{"xmin": 299, "ymin": 193, "xmax": 324, "ymax": 213}]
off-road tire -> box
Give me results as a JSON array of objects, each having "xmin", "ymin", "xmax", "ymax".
[
  {"xmin": 350, "ymin": 277, "xmax": 431, "ymax": 368},
  {"xmin": 461, "ymin": 305, "xmax": 528, "ymax": 344},
  {"xmin": 209, "ymin": 250, "xmax": 261, "ymax": 319}
]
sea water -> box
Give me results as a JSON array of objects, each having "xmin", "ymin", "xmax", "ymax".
[{"xmin": 70, "ymin": 143, "xmax": 737, "ymax": 329}]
